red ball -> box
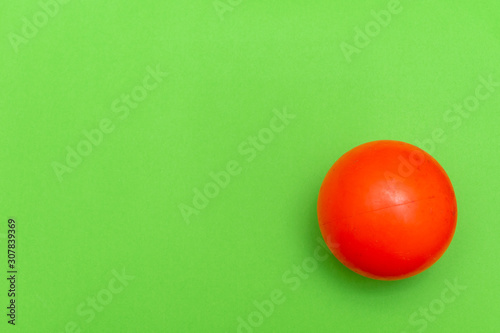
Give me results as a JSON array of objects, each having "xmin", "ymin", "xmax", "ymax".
[{"xmin": 317, "ymin": 140, "xmax": 457, "ymax": 280}]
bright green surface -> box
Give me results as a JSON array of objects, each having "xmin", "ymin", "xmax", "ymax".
[{"xmin": 1, "ymin": 1, "xmax": 500, "ymax": 332}]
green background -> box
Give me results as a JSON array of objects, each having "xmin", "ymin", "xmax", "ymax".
[{"xmin": 1, "ymin": 0, "xmax": 500, "ymax": 332}]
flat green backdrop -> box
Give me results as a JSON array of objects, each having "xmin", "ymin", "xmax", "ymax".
[{"xmin": 1, "ymin": 0, "xmax": 500, "ymax": 332}]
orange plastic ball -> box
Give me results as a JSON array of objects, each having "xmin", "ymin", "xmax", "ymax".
[{"xmin": 317, "ymin": 140, "xmax": 457, "ymax": 280}]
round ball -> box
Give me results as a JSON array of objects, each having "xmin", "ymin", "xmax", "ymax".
[{"xmin": 317, "ymin": 140, "xmax": 457, "ymax": 280}]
